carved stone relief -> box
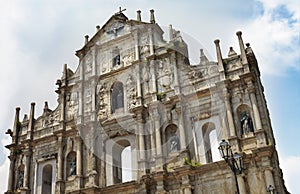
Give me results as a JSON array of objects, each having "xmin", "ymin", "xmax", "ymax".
[
  {"xmin": 84, "ymin": 87, "xmax": 92, "ymax": 113},
  {"xmin": 97, "ymin": 83, "xmax": 108, "ymax": 120},
  {"xmin": 189, "ymin": 69, "xmax": 204, "ymax": 80},
  {"xmin": 127, "ymin": 75, "xmax": 137, "ymax": 109},
  {"xmin": 226, "ymin": 58, "xmax": 242, "ymax": 71},
  {"xmin": 143, "ymin": 65, "xmax": 151, "ymax": 94},
  {"xmin": 67, "ymin": 92, "xmax": 79, "ymax": 121},
  {"xmin": 157, "ymin": 58, "xmax": 174, "ymax": 92},
  {"xmin": 98, "ymin": 52, "xmax": 109, "ymax": 74},
  {"xmin": 140, "ymin": 34, "xmax": 149, "ymax": 53},
  {"xmin": 85, "ymin": 54, "xmax": 92, "ymax": 74},
  {"xmin": 122, "ymin": 48, "xmax": 135, "ymax": 66}
]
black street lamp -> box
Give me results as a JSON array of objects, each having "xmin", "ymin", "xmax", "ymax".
[
  {"xmin": 267, "ymin": 185, "xmax": 275, "ymax": 194},
  {"xmin": 218, "ymin": 139, "xmax": 243, "ymax": 194}
]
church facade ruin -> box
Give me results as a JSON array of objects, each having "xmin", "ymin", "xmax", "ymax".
[{"xmin": 5, "ymin": 9, "xmax": 289, "ymax": 194}]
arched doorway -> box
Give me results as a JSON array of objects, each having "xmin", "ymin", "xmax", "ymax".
[
  {"xmin": 202, "ymin": 122, "xmax": 219, "ymax": 163},
  {"xmin": 112, "ymin": 139, "xmax": 132, "ymax": 184}
]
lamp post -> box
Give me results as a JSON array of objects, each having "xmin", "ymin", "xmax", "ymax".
[
  {"xmin": 267, "ymin": 185, "xmax": 275, "ymax": 194},
  {"xmin": 218, "ymin": 139, "xmax": 243, "ymax": 194}
]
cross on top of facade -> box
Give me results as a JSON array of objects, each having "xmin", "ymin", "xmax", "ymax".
[{"xmin": 115, "ymin": 7, "xmax": 126, "ymax": 15}]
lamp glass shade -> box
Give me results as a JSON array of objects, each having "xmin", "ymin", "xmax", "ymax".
[
  {"xmin": 218, "ymin": 139, "xmax": 231, "ymax": 160},
  {"xmin": 233, "ymin": 152, "xmax": 243, "ymax": 173}
]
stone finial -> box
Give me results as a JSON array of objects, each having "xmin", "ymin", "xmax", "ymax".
[
  {"xmin": 228, "ymin": 47, "xmax": 237, "ymax": 57},
  {"xmin": 245, "ymin": 43, "xmax": 253, "ymax": 54},
  {"xmin": 44, "ymin": 101, "xmax": 49, "ymax": 111},
  {"xmin": 200, "ymin": 49, "xmax": 209, "ymax": 65},
  {"xmin": 27, "ymin": 102, "xmax": 35, "ymax": 140},
  {"xmin": 22, "ymin": 114, "xmax": 28, "ymax": 122},
  {"xmin": 214, "ymin": 39, "xmax": 223, "ymax": 65},
  {"xmin": 150, "ymin": 9, "xmax": 155, "ymax": 24},
  {"xmin": 85, "ymin": 35, "xmax": 89, "ymax": 45},
  {"xmin": 169, "ymin": 24, "xmax": 174, "ymax": 41},
  {"xmin": 63, "ymin": 63, "xmax": 68, "ymax": 80},
  {"xmin": 30, "ymin": 102, "xmax": 36, "ymax": 116},
  {"xmin": 214, "ymin": 39, "xmax": 225, "ymax": 78},
  {"xmin": 96, "ymin": 25, "xmax": 100, "ymax": 31},
  {"xmin": 236, "ymin": 31, "xmax": 248, "ymax": 65},
  {"xmin": 137, "ymin": 10, "xmax": 141, "ymax": 22},
  {"xmin": 12, "ymin": 107, "xmax": 21, "ymax": 141}
]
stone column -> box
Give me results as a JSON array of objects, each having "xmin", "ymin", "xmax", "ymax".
[
  {"xmin": 248, "ymin": 88, "xmax": 262, "ymax": 131},
  {"xmin": 75, "ymin": 135, "xmax": 83, "ymax": 188},
  {"xmin": 221, "ymin": 116, "xmax": 229, "ymax": 139},
  {"xmin": 177, "ymin": 104, "xmax": 187, "ymax": 150},
  {"xmin": 237, "ymin": 175, "xmax": 247, "ymax": 194},
  {"xmin": 92, "ymin": 48, "xmax": 96, "ymax": 76},
  {"xmin": 264, "ymin": 168, "xmax": 275, "ymax": 190},
  {"xmin": 150, "ymin": 120, "xmax": 156, "ymax": 160},
  {"xmin": 23, "ymin": 150, "xmax": 31, "ymax": 189},
  {"xmin": 138, "ymin": 122, "xmax": 146, "ymax": 177},
  {"xmin": 27, "ymin": 102, "xmax": 35, "ymax": 140},
  {"xmin": 135, "ymin": 33, "xmax": 140, "ymax": 61},
  {"xmin": 236, "ymin": 31, "xmax": 249, "ymax": 74},
  {"xmin": 154, "ymin": 118, "xmax": 162, "ymax": 156},
  {"xmin": 224, "ymin": 92, "xmax": 236, "ymax": 137},
  {"xmin": 170, "ymin": 53, "xmax": 180, "ymax": 94},
  {"xmin": 57, "ymin": 136, "xmax": 63, "ymax": 181},
  {"xmin": 7, "ymin": 155, "xmax": 15, "ymax": 192},
  {"xmin": 149, "ymin": 60, "xmax": 157, "ymax": 94},
  {"xmin": 12, "ymin": 107, "xmax": 20, "ymax": 144},
  {"xmin": 88, "ymin": 128, "xmax": 97, "ymax": 186},
  {"xmin": 138, "ymin": 123, "xmax": 146, "ymax": 160},
  {"xmin": 123, "ymin": 85, "xmax": 128, "ymax": 113},
  {"xmin": 148, "ymin": 28, "xmax": 154, "ymax": 55},
  {"xmin": 214, "ymin": 39, "xmax": 225, "ymax": 80},
  {"xmin": 76, "ymin": 136, "xmax": 82, "ymax": 176}
]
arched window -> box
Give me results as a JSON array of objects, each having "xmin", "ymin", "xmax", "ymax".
[
  {"xmin": 202, "ymin": 122, "xmax": 219, "ymax": 163},
  {"xmin": 165, "ymin": 124, "xmax": 180, "ymax": 155},
  {"xmin": 66, "ymin": 151, "xmax": 76, "ymax": 177},
  {"xmin": 111, "ymin": 82, "xmax": 124, "ymax": 113},
  {"xmin": 112, "ymin": 139, "xmax": 132, "ymax": 184},
  {"xmin": 42, "ymin": 164, "xmax": 53, "ymax": 194}
]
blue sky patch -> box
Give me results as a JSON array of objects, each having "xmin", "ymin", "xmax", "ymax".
[{"xmin": 272, "ymin": 5, "xmax": 297, "ymax": 26}]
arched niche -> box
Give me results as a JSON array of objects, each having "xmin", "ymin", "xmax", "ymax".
[
  {"xmin": 66, "ymin": 151, "xmax": 76, "ymax": 178},
  {"xmin": 164, "ymin": 124, "xmax": 180, "ymax": 155},
  {"xmin": 112, "ymin": 47, "xmax": 121, "ymax": 68},
  {"xmin": 111, "ymin": 81, "xmax": 124, "ymax": 113},
  {"xmin": 236, "ymin": 104, "xmax": 254, "ymax": 136},
  {"xmin": 17, "ymin": 165, "xmax": 24, "ymax": 189}
]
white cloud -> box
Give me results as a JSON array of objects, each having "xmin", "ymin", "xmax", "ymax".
[
  {"xmin": 0, "ymin": 137, "xmax": 10, "ymax": 192},
  {"xmin": 243, "ymin": 0, "xmax": 300, "ymax": 75},
  {"xmin": 280, "ymin": 155, "xmax": 300, "ymax": 193}
]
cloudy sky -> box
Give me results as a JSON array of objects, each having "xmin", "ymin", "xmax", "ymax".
[{"xmin": 0, "ymin": 0, "xmax": 299, "ymax": 193}]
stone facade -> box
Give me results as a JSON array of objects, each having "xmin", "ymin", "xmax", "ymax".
[{"xmin": 5, "ymin": 9, "xmax": 289, "ymax": 194}]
